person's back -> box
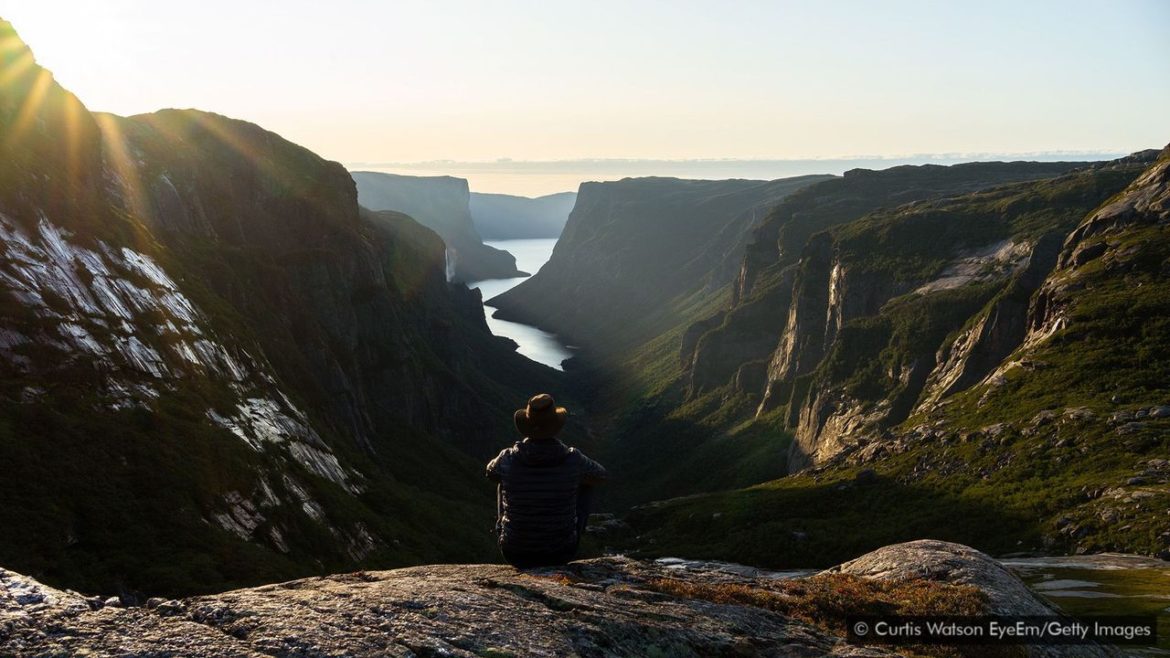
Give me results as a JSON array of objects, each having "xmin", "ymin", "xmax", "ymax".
[{"xmin": 486, "ymin": 394, "xmax": 606, "ymax": 568}]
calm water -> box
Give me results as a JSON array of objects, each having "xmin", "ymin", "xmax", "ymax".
[
  {"xmin": 1005, "ymin": 554, "xmax": 1170, "ymax": 655},
  {"xmin": 471, "ymin": 239, "xmax": 575, "ymax": 370},
  {"xmin": 656, "ymin": 554, "xmax": 1169, "ymax": 654}
]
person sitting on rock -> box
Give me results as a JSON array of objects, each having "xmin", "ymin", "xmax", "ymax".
[{"xmin": 486, "ymin": 393, "xmax": 607, "ymax": 568}]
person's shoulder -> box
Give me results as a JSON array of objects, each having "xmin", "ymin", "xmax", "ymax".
[
  {"xmin": 487, "ymin": 442, "xmax": 522, "ymax": 465},
  {"xmin": 564, "ymin": 446, "xmax": 596, "ymax": 462},
  {"xmin": 495, "ymin": 442, "xmax": 523, "ymax": 458}
]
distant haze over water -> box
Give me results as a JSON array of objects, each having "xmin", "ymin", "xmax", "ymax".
[{"xmin": 348, "ymin": 153, "xmax": 1127, "ymax": 197}]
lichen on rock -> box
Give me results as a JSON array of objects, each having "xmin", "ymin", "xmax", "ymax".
[{"xmin": 0, "ymin": 542, "xmax": 1119, "ymax": 657}]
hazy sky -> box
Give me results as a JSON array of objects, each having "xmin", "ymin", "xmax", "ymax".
[{"xmin": 2, "ymin": 1, "xmax": 1167, "ymax": 174}]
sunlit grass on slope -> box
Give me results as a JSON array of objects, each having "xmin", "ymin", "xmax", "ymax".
[
  {"xmin": 624, "ymin": 153, "xmax": 1170, "ymax": 568},
  {"xmin": 648, "ymin": 574, "xmax": 990, "ymax": 658}
]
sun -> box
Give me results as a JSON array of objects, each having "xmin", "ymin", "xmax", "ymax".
[{"xmin": 0, "ymin": 2, "xmax": 137, "ymax": 114}]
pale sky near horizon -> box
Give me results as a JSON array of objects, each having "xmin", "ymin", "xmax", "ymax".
[{"xmin": 2, "ymin": 0, "xmax": 1167, "ymax": 192}]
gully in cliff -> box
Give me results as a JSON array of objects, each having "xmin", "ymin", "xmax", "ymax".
[{"xmin": 486, "ymin": 394, "xmax": 608, "ymax": 568}]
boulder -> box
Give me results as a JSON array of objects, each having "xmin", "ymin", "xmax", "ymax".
[
  {"xmin": 828, "ymin": 540, "xmax": 1115, "ymax": 657},
  {"xmin": 828, "ymin": 540, "xmax": 1056, "ymax": 616}
]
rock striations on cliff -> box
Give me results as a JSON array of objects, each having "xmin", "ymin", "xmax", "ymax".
[
  {"xmin": 0, "ymin": 18, "xmax": 566, "ymax": 596},
  {"xmin": 479, "ymin": 141, "xmax": 1169, "ymax": 561},
  {"xmin": 621, "ymin": 148, "xmax": 1170, "ymax": 564},
  {"xmin": 764, "ymin": 156, "xmax": 1153, "ymax": 471}
]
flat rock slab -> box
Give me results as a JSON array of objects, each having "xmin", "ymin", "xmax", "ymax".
[
  {"xmin": 2, "ymin": 557, "xmax": 892, "ymax": 657},
  {"xmin": 2, "ymin": 542, "xmax": 1121, "ymax": 657}
]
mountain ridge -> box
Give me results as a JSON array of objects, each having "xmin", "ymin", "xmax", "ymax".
[
  {"xmin": 0, "ymin": 18, "xmax": 571, "ymax": 596},
  {"xmin": 351, "ymin": 170, "xmax": 522, "ymax": 281},
  {"xmin": 469, "ymin": 190, "xmax": 576, "ymax": 240},
  {"xmin": 488, "ymin": 174, "xmax": 835, "ymax": 359},
  {"xmin": 622, "ymin": 147, "xmax": 1169, "ymax": 567}
]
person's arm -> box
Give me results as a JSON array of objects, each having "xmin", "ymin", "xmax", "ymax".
[
  {"xmin": 486, "ymin": 452, "xmax": 506, "ymax": 535},
  {"xmin": 485, "ymin": 452, "xmax": 504, "ymax": 482},
  {"xmin": 495, "ymin": 483, "xmax": 504, "ymax": 536},
  {"xmin": 578, "ymin": 452, "xmax": 608, "ymax": 486}
]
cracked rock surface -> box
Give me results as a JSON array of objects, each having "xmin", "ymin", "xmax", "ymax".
[
  {"xmin": 2, "ymin": 557, "xmax": 897, "ymax": 657},
  {"xmin": 1, "ymin": 543, "xmax": 1115, "ymax": 657}
]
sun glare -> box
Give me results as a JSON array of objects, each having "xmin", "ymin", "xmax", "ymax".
[{"xmin": 95, "ymin": 112, "xmax": 151, "ymax": 221}]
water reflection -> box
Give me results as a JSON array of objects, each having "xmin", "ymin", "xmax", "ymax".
[{"xmin": 470, "ymin": 239, "xmax": 575, "ymax": 370}]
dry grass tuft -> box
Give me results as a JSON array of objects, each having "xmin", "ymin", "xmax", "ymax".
[{"xmin": 645, "ymin": 574, "xmax": 1021, "ymax": 658}]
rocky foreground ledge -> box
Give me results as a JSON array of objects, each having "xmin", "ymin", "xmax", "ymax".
[{"xmin": 1, "ymin": 540, "xmax": 1111, "ymax": 657}]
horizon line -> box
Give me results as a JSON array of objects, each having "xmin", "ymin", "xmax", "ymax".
[{"xmin": 346, "ymin": 149, "xmax": 1137, "ymax": 169}]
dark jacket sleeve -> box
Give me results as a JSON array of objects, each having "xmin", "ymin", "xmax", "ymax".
[
  {"xmin": 576, "ymin": 450, "xmax": 608, "ymax": 486},
  {"xmin": 485, "ymin": 450, "xmax": 507, "ymax": 482}
]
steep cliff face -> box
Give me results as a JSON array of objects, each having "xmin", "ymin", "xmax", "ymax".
[
  {"xmin": 469, "ymin": 190, "xmax": 577, "ymax": 239},
  {"xmin": 351, "ymin": 171, "xmax": 520, "ymax": 281},
  {"xmin": 776, "ymin": 158, "xmax": 1151, "ymax": 471},
  {"xmin": 684, "ymin": 266, "xmax": 797, "ymax": 398},
  {"xmin": 617, "ymin": 148, "xmax": 1170, "ymax": 564},
  {"xmin": 916, "ymin": 232, "xmax": 1064, "ymax": 410},
  {"xmin": 947, "ymin": 144, "xmax": 1170, "ymax": 431},
  {"xmin": 885, "ymin": 145, "xmax": 1170, "ymax": 558},
  {"xmin": 488, "ymin": 175, "xmax": 832, "ymax": 356},
  {"xmin": 110, "ymin": 112, "xmax": 549, "ymax": 457},
  {"xmin": 756, "ymin": 234, "xmax": 838, "ymax": 407},
  {"xmin": 685, "ymin": 161, "xmax": 1094, "ymax": 402},
  {"xmin": 1025, "ymin": 147, "xmax": 1170, "ymax": 352},
  {"xmin": 0, "ymin": 21, "xmax": 561, "ymax": 596}
]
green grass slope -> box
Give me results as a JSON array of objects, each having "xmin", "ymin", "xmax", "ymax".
[{"xmin": 624, "ymin": 147, "xmax": 1170, "ymax": 566}]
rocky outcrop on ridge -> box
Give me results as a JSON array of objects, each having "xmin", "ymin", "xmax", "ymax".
[
  {"xmin": 1, "ymin": 541, "xmax": 1101, "ymax": 658},
  {"xmin": 352, "ymin": 171, "xmax": 521, "ymax": 281}
]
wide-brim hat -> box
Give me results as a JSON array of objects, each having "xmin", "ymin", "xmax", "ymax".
[{"xmin": 514, "ymin": 393, "xmax": 568, "ymax": 439}]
